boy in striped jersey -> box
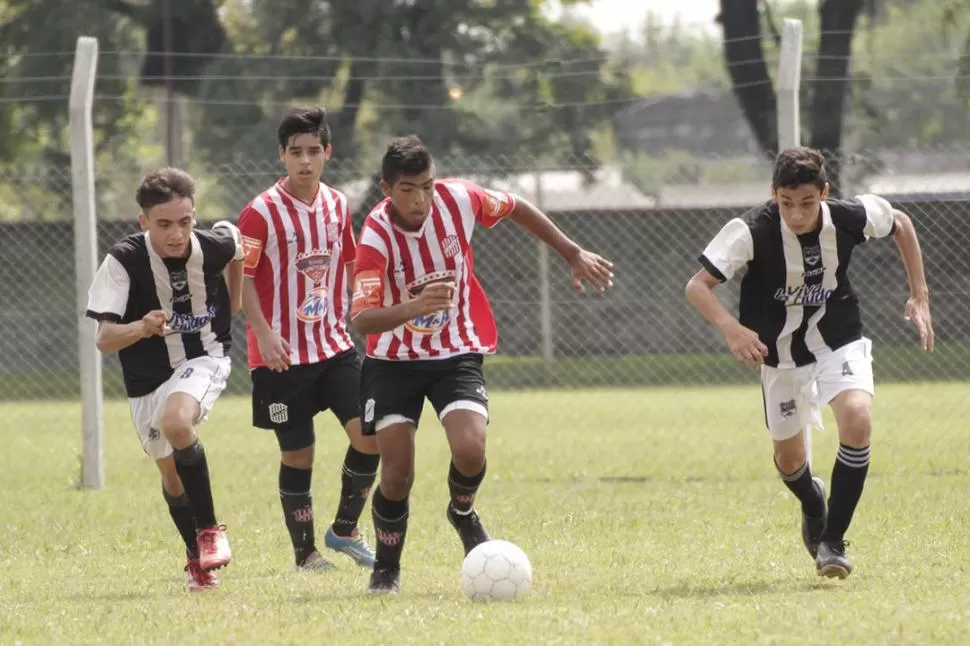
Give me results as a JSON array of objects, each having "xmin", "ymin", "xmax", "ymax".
[
  {"xmin": 238, "ymin": 108, "xmax": 379, "ymax": 571},
  {"xmin": 686, "ymin": 147, "xmax": 934, "ymax": 578},
  {"xmin": 351, "ymin": 135, "xmax": 615, "ymax": 594},
  {"xmin": 86, "ymin": 168, "xmax": 243, "ymax": 590}
]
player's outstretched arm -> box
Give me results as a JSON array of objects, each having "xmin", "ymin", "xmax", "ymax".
[
  {"xmin": 351, "ymin": 283, "xmax": 454, "ymax": 335},
  {"xmin": 685, "ymin": 269, "xmax": 768, "ymax": 369},
  {"xmin": 891, "ymin": 209, "xmax": 934, "ymax": 351},
  {"xmin": 95, "ymin": 310, "xmax": 166, "ymax": 354},
  {"xmin": 507, "ymin": 198, "xmax": 614, "ymax": 293}
]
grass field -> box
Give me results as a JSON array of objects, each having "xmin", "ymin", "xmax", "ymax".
[{"xmin": 2, "ymin": 383, "xmax": 969, "ymax": 644}]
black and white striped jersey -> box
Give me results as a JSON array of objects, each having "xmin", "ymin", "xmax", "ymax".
[
  {"xmin": 86, "ymin": 229, "xmax": 237, "ymax": 397},
  {"xmin": 699, "ymin": 195, "xmax": 896, "ymax": 369}
]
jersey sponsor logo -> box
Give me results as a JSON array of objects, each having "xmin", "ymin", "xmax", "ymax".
[
  {"xmin": 165, "ymin": 304, "xmax": 217, "ymax": 334},
  {"xmin": 297, "ymin": 287, "xmax": 329, "ymax": 322},
  {"xmin": 774, "ymin": 284, "xmax": 834, "ymax": 306},
  {"xmin": 242, "ymin": 235, "xmax": 262, "ymax": 270},
  {"xmin": 295, "ymin": 249, "xmax": 331, "ymax": 323},
  {"xmin": 405, "ymin": 270, "xmax": 455, "ymax": 334}
]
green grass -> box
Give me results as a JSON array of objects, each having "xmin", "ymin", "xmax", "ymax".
[{"xmin": 2, "ymin": 384, "xmax": 969, "ymax": 644}]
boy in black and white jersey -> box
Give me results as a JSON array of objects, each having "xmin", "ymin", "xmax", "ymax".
[
  {"xmin": 686, "ymin": 147, "xmax": 934, "ymax": 578},
  {"xmin": 86, "ymin": 167, "xmax": 244, "ymax": 591}
]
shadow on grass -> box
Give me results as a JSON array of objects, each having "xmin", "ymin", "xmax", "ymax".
[{"xmin": 650, "ymin": 578, "xmax": 832, "ymax": 600}]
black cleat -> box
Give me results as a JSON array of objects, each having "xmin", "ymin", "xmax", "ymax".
[
  {"xmin": 447, "ymin": 504, "xmax": 490, "ymax": 555},
  {"xmin": 802, "ymin": 476, "xmax": 827, "ymax": 559},
  {"xmin": 816, "ymin": 540, "xmax": 853, "ymax": 579},
  {"xmin": 368, "ymin": 565, "xmax": 401, "ymax": 594}
]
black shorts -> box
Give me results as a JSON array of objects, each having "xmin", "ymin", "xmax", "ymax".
[
  {"xmin": 360, "ymin": 353, "xmax": 489, "ymax": 435},
  {"xmin": 251, "ymin": 349, "xmax": 361, "ymax": 430}
]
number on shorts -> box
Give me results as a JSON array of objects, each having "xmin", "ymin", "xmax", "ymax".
[{"xmin": 180, "ymin": 367, "xmax": 194, "ymax": 379}]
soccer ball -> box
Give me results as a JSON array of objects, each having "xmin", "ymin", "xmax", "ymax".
[{"xmin": 460, "ymin": 540, "xmax": 532, "ymax": 602}]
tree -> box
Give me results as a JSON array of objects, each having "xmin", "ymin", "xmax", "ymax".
[{"xmin": 717, "ymin": 0, "xmax": 868, "ymax": 193}]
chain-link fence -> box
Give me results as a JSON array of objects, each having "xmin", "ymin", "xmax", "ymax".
[{"xmin": 1, "ymin": 153, "xmax": 967, "ymax": 439}]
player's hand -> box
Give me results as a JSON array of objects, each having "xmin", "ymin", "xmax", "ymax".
[
  {"xmin": 905, "ymin": 295, "xmax": 934, "ymax": 352},
  {"xmin": 568, "ymin": 249, "xmax": 614, "ymax": 293},
  {"xmin": 415, "ymin": 282, "xmax": 456, "ymax": 316},
  {"xmin": 256, "ymin": 331, "xmax": 292, "ymax": 372},
  {"xmin": 140, "ymin": 310, "xmax": 168, "ymax": 337},
  {"xmin": 722, "ymin": 321, "xmax": 769, "ymax": 369}
]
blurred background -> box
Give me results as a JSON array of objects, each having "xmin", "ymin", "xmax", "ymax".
[{"xmin": 1, "ymin": 0, "xmax": 968, "ymax": 416}]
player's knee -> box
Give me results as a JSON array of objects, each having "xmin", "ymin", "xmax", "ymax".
[
  {"xmin": 774, "ymin": 451, "xmax": 805, "ymax": 476},
  {"xmin": 159, "ymin": 407, "xmax": 197, "ymax": 446},
  {"xmin": 451, "ymin": 436, "xmax": 486, "ymax": 476},
  {"xmin": 772, "ymin": 431, "xmax": 807, "ymax": 475},
  {"xmin": 838, "ymin": 403, "xmax": 872, "ymax": 447},
  {"xmin": 344, "ymin": 418, "xmax": 379, "ymax": 455},
  {"xmin": 379, "ymin": 463, "xmax": 414, "ymax": 499}
]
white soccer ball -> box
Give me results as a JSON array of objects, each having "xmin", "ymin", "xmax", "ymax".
[{"xmin": 460, "ymin": 539, "xmax": 532, "ymax": 602}]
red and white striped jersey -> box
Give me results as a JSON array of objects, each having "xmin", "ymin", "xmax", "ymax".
[
  {"xmin": 238, "ymin": 179, "xmax": 356, "ymax": 369},
  {"xmin": 351, "ymin": 178, "xmax": 516, "ymax": 360}
]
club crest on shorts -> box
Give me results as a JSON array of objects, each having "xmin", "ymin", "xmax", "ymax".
[
  {"xmin": 268, "ymin": 402, "xmax": 288, "ymax": 424},
  {"xmin": 405, "ymin": 270, "xmax": 456, "ymax": 334},
  {"xmin": 779, "ymin": 399, "xmax": 797, "ymax": 419},
  {"xmin": 296, "ymin": 249, "xmax": 331, "ymax": 322}
]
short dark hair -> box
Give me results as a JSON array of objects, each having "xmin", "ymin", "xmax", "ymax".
[
  {"xmin": 277, "ymin": 106, "xmax": 331, "ymax": 149},
  {"xmin": 135, "ymin": 167, "xmax": 195, "ymax": 212},
  {"xmin": 381, "ymin": 135, "xmax": 433, "ymax": 185},
  {"xmin": 772, "ymin": 147, "xmax": 827, "ymax": 190}
]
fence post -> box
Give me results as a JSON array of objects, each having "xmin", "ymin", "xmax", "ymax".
[
  {"xmin": 776, "ymin": 19, "xmax": 810, "ymax": 462},
  {"xmin": 70, "ymin": 36, "xmax": 104, "ymax": 490},
  {"xmin": 533, "ymin": 170, "xmax": 554, "ymax": 370},
  {"xmin": 777, "ymin": 19, "xmax": 804, "ymax": 150}
]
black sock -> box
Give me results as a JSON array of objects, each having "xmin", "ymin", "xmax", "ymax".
[
  {"xmin": 775, "ymin": 458, "xmax": 825, "ymax": 518},
  {"xmin": 448, "ymin": 460, "xmax": 486, "ymax": 515},
  {"xmin": 279, "ymin": 463, "xmax": 315, "ymax": 565},
  {"xmin": 372, "ymin": 487, "xmax": 408, "ymax": 570},
  {"xmin": 822, "ymin": 443, "xmax": 871, "ymax": 542},
  {"xmin": 172, "ymin": 442, "xmax": 217, "ymax": 529},
  {"xmin": 163, "ymin": 488, "xmax": 198, "ymax": 560},
  {"xmin": 332, "ymin": 447, "xmax": 380, "ymax": 537}
]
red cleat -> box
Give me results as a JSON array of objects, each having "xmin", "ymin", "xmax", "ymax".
[
  {"xmin": 185, "ymin": 559, "xmax": 219, "ymax": 592},
  {"xmin": 196, "ymin": 524, "xmax": 232, "ymax": 571}
]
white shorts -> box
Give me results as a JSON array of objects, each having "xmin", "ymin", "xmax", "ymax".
[
  {"xmin": 760, "ymin": 338, "xmax": 874, "ymax": 441},
  {"xmin": 128, "ymin": 355, "xmax": 231, "ymax": 460}
]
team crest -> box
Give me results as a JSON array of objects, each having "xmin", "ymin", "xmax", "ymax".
[
  {"xmin": 296, "ymin": 249, "xmax": 331, "ymax": 322},
  {"xmin": 326, "ymin": 222, "xmax": 340, "ymax": 243},
  {"xmin": 296, "ymin": 249, "xmax": 331, "ymax": 284},
  {"xmin": 405, "ymin": 270, "xmax": 456, "ymax": 334},
  {"xmin": 803, "ymin": 245, "xmax": 821, "ymax": 267},
  {"xmin": 779, "ymin": 399, "xmax": 797, "ymax": 419},
  {"xmin": 441, "ymin": 235, "xmax": 461, "ymax": 259}
]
